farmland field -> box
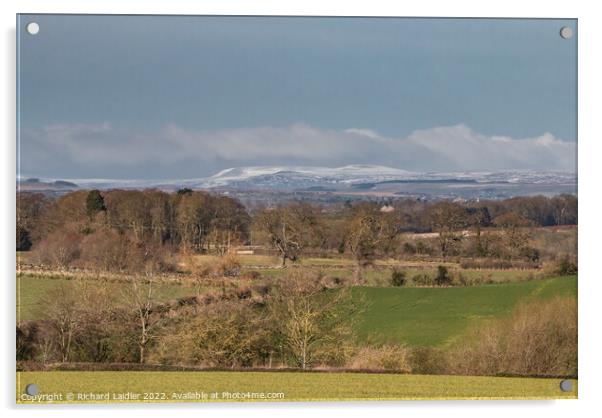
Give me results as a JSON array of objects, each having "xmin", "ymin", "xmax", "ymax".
[
  {"xmin": 190, "ymin": 254, "xmax": 543, "ymax": 285},
  {"xmin": 17, "ymin": 371, "xmax": 577, "ymax": 403},
  {"xmin": 354, "ymin": 276, "xmax": 577, "ymax": 346},
  {"xmin": 17, "ymin": 271, "xmax": 576, "ymax": 349},
  {"xmin": 16, "ymin": 275, "xmax": 199, "ymax": 321}
]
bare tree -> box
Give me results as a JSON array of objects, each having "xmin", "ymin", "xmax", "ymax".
[
  {"xmin": 253, "ymin": 203, "xmax": 322, "ymax": 267},
  {"xmin": 44, "ymin": 284, "xmax": 82, "ymax": 362},
  {"xmin": 345, "ymin": 204, "xmax": 391, "ymax": 282},
  {"xmin": 271, "ymin": 272, "xmax": 359, "ymax": 369},
  {"xmin": 551, "ymin": 194, "xmax": 578, "ymax": 226},
  {"xmin": 122, "ymin": 276, "xmax": 157, "ymax": 363},
  {"xmin": 428, "ymin": 201, "xmax": 469, "ymax": 256},
  {"xmin": 493, "ymin": 211, "xmax": 534, "ymax": 251}
]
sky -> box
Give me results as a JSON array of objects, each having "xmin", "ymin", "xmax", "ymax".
[{"xmin": 17, "ymin": 15, "xmax": 577, "ymax": 179}]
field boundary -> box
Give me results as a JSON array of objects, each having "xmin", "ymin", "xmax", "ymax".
[{"xmin": 16, "ymin": 361, "xmax": 577, "ymax": 379}]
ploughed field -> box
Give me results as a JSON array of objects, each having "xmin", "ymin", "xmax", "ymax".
[{"xmin": 17, "ymin": 371, "xmax": 577, "ymax": 403}]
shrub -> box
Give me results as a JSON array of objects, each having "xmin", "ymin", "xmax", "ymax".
[
  {"xmin": 79, "ymin": 228, "xmax": 129, "ymax": 272},
  {"xmin": 555, "ymin": 255, "xmax": 578, "ymax": 275},
  {"xmin": 519, "ymin": 246, "xmax": 540, "ymax": 262},
  {"xmin": 390, "ymin": 269, "xmax": 407, "ymax": 287},
  {"xmin": 149, "ymin": 300, "xmax": 273, "ymax": 368},
  {"xmin": 402, "ymin": 242, "xmax": 416, "ymax": 255},
  {"xmin": 454, "ymin": 273, "xmax": 468, "ymax": 287},
  {"xmin": 435, "ymin": 265, "xmax": 452, "ymax": 286},
  {"xmin": 446, "ymin": 297, "xmax": 577, "ymax": 377},
  {"xmin": 32, "ymin": 230, "xmax": 82, "ymax": 268},
  {"xmin": 320, "ymin": 275, "xmax": 348, "ymax": 289},
  {"xmin": 415, "ymin": 241, "xmax": 432, "ymax": 255},
  {"xmin": 17, "ymin": 226, "xmax": 32, "ymax": 251},
  {"xmin": 216, "ymin": 254, "xmax": 242, "ymax": 277},
  {"xmin": 348, "ymin": 345, "xmax": 412, "ymax": 372},
  {"xmin": 410, "ymin": 347, "xmax": 446, "ymax": 375},
  {"xmin": 411, "ymin": 273, "xmax": 434, "ymax": 286}
]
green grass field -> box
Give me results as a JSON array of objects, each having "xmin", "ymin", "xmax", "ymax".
[
  {"xmin": 17, "ymin": 273, "xmax": 577, "ymax": 349},
  {"xmin": 16, "ymin": 275, "xmax": 198, "ymax": 321},
  {"xmin": 354, "ymin": 276, "xmax": 577, "ymax": 346},
  {"xmin": 16, "ymin": 371, "xmax": 577, "ymax": 403}
]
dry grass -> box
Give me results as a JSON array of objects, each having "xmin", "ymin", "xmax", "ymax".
[
  {"xmin": 446, "ymin": 296, "xmax": 577, "ymax": 377},
  {"xmin": 348, "ymin": 345, "xmax": 412, "ymax": 372}
]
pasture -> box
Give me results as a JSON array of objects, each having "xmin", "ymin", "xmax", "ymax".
[
  {"xmin": 17, "ymin": 371, "xmax": 577, "ymax": 402},
  {"xmin": 354, "ymin": 276, "xmax": 577, "ymax": 346},
  {"xmin": 17, "ymin": 268, "xmax": 576, "ymax": 349},
  {"xmin": 16, "ymin": 275, "xmax": 198, "ymax": 321}
]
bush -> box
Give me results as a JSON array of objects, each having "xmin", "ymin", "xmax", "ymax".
[
  {"xmin": 555, "ymin": 255, "xmax": 578, "ymax": 275},
  {"xmin": 410, "ymin": 347, "xmax": 446, "ymax": 375},
  {"xmin": 446, "ymin": 297, "xmax": 577, "ymax": 377},
  {"xmin": 32, "ymin": 230, "xmax": 82, "ymax": 268},
  {"xmin": 435, "ymin": 265, "xmax": 452, "ymax": 286},
  {"xmin": 402, "ymin": 242, "xmax": 416, "ymax": 255},
  {"xmin": 149, "ymin": 300, "xmax": 273, "ymax": 368},
  {"xmin": 415, "ymin": 241, "xmax": 433, "ymax": 255},
  {"xmin": 519, "ymin": 246, "xmax": 540, "ymax": 262},
  {"xmin": 453, "ymin": 273, "xmax": 468, "ymax": 287},
  {"xmin": 17, "ymin": 226, "xmax": 32, "ymax": 251},
  {"xmin": 79, "ymin": 228, "xmax": 129, "ymax": 272},
  {"xmin": 390, "ymin": 270, "xmax": 407, "ymax": 287},
  {"xmin": 216, "ymin": 254, "xmax": 242, "ymax": 277},
  {"xmin": 348, "ymin": 345, "xmax": 412, "ymax": 372},
  {"xmin": 319, "ymin": 275, "xmax": 348, "ymax": 289},
  {"xmin": 411, "ymin": 273, "xmax": 434, "ymax": 286}
]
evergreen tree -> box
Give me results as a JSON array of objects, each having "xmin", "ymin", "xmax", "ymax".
[
  {"xmin": 85, "ymin": 189, "xmax": 106, "ymax": 219},
  {"xmin": 435, "ymin": 265, "xmax": 451, "ymax": 286},
  {"xmin": 16, "ymin": 225, "xmax": 32, "ymax": 251}
]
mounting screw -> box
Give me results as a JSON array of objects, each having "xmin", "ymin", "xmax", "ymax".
[
  {"xmin": 25, "ymin": 383, "xmax": 39, "ymax": 396},
  {"xmin": 559, "ymin": 380, "xmax": 573, "ymax": 392},
  {"xmin": 26, "ymin": 22, "xmax": 40, "ymax": 35},
  {"xmin": 559, "ymin": 26, "xmax": 573, "ymax": 39}
]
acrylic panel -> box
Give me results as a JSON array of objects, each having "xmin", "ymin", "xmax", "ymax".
[{"xmin": 16, "ymin": 14, "xmax": 577, "ymax": 403}]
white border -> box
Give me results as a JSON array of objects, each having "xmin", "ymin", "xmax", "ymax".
[{"xmin": 2, "ymin": 1, "xmax": 601, "ymax": 417}]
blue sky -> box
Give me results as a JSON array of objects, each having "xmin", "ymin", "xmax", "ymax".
[{"xmin": 18, "ymin": 15, "xmax": 577, "ymax": 179}]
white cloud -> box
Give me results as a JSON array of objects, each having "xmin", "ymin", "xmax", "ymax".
[
  {"xmin": 20, "ymin": 122, "xmax": 576, "ymax": 177},
  {"xmin": 404, "ymin": 124, "xmax": 575, "ymax": 172}
]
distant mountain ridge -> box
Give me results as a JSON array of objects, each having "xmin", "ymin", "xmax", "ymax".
[
  {"xmin": 203, "ymin": 165, "xmax": 420, "ymax": 189},
  {"xmin": 18, "ymin": 165, "xmax": 577, "ymax": 192},
  {"xmin": 200, "ymin": 165, "xmax": 576, "ymax": 190}
]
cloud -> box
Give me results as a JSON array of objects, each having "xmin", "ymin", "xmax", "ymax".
[
  {"xmin": 404, "ymin": 125, "xmax": 575, "ymax": 172},
  {"xmin": 19, "ymin": 122, "xmax": 575, "ymax": 178}
]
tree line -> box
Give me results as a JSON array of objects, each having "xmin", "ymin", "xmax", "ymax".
[{"xmin": 17, "ymin": 189, "xmax": 577, "ymax": 272}]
